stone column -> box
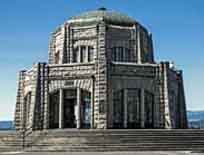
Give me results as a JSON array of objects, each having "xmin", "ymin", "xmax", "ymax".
[
  {"xmin": 69, "ymin": 28, "xmax": 73, "ymax": 63},
  {"xmin": 91, "ymin": 78, "xmax": 95, "ymax": 128},
  {"xmin": 59, "ymin": 89, "xmax": 64, "ymax": 129},
  {"xmin": 85, "ymin": 46, "xmax": 89, "ymax": 63},
  {"xmin": 137, "ymin": 25, "xmax": 142, "ymax": 64},
  {"xmin": 77, "ymin": 88, "xmax": 81, "ymax": 129},
  {"xmin": 140, "ymin": 89, "xmax": 145, "ymax": 128},
  {"xmin": 78, "ymin": 46, "xmax": 81, "ymax": 63},
  {"xmin": 123, "ymin": 89, "xmax": 127, "ymax": 128}
]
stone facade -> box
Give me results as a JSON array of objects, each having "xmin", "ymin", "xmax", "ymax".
[{"xmin": 14, "ymin": 8, "xmax": 187, "ymax": 130}]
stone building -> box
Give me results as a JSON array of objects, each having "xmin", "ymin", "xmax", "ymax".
[{"xmin": 14, "ymin": 8, "xmax": 187, "ymax": 130}]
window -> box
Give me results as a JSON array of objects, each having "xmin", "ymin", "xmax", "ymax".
[
  {"xmin": 112, "ymin": 47, "xmax": 123, "ymax": 62},
  {"xmin": 124, "ymin": 48, "xmax": 131, "ymax": 62},
  {"xmin": 73, "ymin": 47, "xmax": 79, "ymax": 63},
  {"xmin": 72, "ymin": 46, "xmax": 94, "ymax": 63},
  {"xmin": 112, "ymin": 47, "xmax": 116, "ymax": 61},
  {"xmin": 118, "ymin": 47, "xmax": 123, "ymax": 62},
  {"xmin": 54, "ymin": 51, "xmax": 60, "ymax": 64},
  {"xmin": 88, "ymin": 46, "xmax": 94, "ymax": 62},
  {"xmin": 81, "ymin": 90, "xmax": 91, "ymax": 128},
  {"xmin": 127, "ymin": 89, "xmax": 141, "ymax": 128},
  {"xmin": 144, "ymin": 91, "xmax": 154, "ymax": 128},
  {"xmin": 80, "ymin": 46, "xmax": 86, "ymax": 63},
  {"xmin": 113, "ymin": 90, "xmax": 123, "ymax": 128},
  {"xmin": 112, "ymin": 47, "xmax": 131, "ymax": 62}
]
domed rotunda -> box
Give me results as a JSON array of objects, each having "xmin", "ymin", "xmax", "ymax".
[{"xmin": 14, "ymin": 8, "xmax": 187, "ymax": 130}]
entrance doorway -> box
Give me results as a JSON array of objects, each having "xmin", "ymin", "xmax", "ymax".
[
  {"xmin": 63, "ymin": 89, "xmax": 77, "ymax": 128},
  {"xmin": 49, "ymin": 88, "xmax": 92, "ymax": 129}
]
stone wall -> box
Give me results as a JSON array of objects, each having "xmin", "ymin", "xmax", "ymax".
[
  {"xmin": 94, "ymin": 23, "xmax": 108, "ymax": 128},
  {"xmin": 175, "ymin": 71, "xmax": 188, "ymax": 128},
  {"xmin": 15, "ymin": 71, "xmax": 26, "ymax": 130},
  {"xmin": 167, "ymin": 68, "xmax": 180, "ymax": 128}
]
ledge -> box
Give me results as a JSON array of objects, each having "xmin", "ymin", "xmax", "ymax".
[
  {"xmin": 111, "ymin": 62, "xmax": 159, "ymax": 67},
  {"xmin": 48, "ymin": 62, "xmax": 95, "ymax": 68}
]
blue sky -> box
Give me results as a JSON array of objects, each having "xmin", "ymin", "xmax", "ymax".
[{"xmin": 0, "ymin": 0, "xmax": 203, "ymax": 120}]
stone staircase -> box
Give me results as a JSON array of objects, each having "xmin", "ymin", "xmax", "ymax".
[
  {"xmin": 0, "ymin": 130, "xmax": 22, "ymax": 152},
  {"xmin": 24, "ymin": 129, "xmax": 204, "ymax": 152},
  {"xmin": 1, "ymin": 129, "xmax": 204, "ymax": 152}
]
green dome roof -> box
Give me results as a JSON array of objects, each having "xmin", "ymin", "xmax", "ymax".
[{"xmin": 69, "ymin": 8, "xmax": 136, "ymax": 26}]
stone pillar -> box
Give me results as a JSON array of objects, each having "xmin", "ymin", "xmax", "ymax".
[
  {"xmin": 78, "ymin": 46, "xmax": 81, "ymax": 63},
  {"xmin": 137, "ymin": 25, "xmax": 142, "ymax": 64},
  {"xmin": 77, "ymin": 88, "xmax": 81, "ymax": 129},
  {"xmin": 85, "ymin": 46, "xmax": 89, "ymax": 63},
  {"xmin": 91, "ymin": 78, "xmax": 95, "ymax": 128},
  {"xmin": 43, "ymin": 65, "xmax": 49, "ymax": 129},
  {"xmin": 123, "ymin": 89, "xmax": 128, "ymax": 128},
  {"xmin": 59, "ymin": 89, "xmax": 64, "ymax": 129},
  {"xmin": 140, "ymin": 89, "xmax": 145, "ymax": 128},
  {"xmin": 163, "ymin": 62, "xmax": 171, "ymax": 129}
]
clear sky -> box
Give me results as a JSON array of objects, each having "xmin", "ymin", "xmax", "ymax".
[{"xmin": 0, "ymin": 0, "xmax": 203, "ymax": 121}]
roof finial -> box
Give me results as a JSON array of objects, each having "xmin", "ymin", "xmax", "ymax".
[{"xmin": 98, "ymin": 7, "xmax": 107, "ymax": 11}]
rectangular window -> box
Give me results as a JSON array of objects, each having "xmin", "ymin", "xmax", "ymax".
[
  {"xmin": 112, "ymin": 47, "xmax": 116, "ymax": 61},
  {"xmin": 117, "ymin": 47, "xmax": 122, "ymax": 62},
  {"xmin": 80, "ymin": 46, "xmax": 86, "ymax": 63},
  {"xmin": 113, "ymin": 90, "xmax": 124, "ymax": 128},
  {"xmin": 127, "ymin": 89, "xmax": 141, "ymax": 128},
  {"xmin": 88, "ymin": 46, "xmax": 94, "ymax": 62},
  {"xmin": 73, "ymin": 47, "xmax": 78, "ymax": 63},
  {"xmin": 112, "ymin": 47, "xmax": 125, "ymax": 62},
  {"xmin": 144, "ymin": 91, "xmax": 154, "ymax": 128},
  {"xmin": 125, "ymin": 48, "xmax": 131, "ymax": 62},
  {"xmin": 54, "ymin": 51, "xmax": 60, "ymax": 64},
  {"xmin": 116, "ymin": 47, "xmax": 119, "ymax": 61}
]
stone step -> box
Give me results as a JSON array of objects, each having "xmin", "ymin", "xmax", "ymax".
[
  {"xmin": 1, "ymin": 129, "xmax": 204, "ymax": 152},
  {"xmin": 23, "ymin": 129, "xmax": 204, "ymax": 151},
  {"xmin": 34, "ymin": 131, "xmax": 204, "ymax": 136},
  {"xmin": 26, "ymin": 144, "xmax": 204, "ymax": 152}
]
